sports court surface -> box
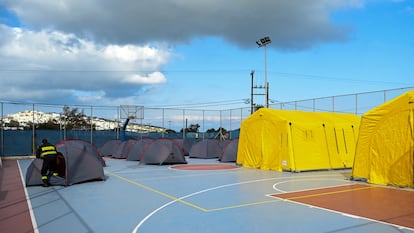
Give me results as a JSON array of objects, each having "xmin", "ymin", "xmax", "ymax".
[{"xmin": 1, "ymin": 157, "xmax": 413, "ymax": 233}]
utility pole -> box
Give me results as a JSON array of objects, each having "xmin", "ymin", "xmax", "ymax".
[{"xmin": 250, "ymin": 70, "xmax": 266, "ymax": 114}]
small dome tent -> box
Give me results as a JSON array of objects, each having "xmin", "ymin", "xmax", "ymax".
[
  {"xmin": 126, "ymin": 138, "xmax": 154, "ymax": 161},
  {"xmin": 189, "ymin": 139, "xmax": 222, "ymax": 159},
  {"xmin": 219, "ymin": 139, "xmax": 232, "ymax": 149},
  {"xmin": 219, "ymin": 138, "xmax": 239, "ymax": 162},
  {"xmin": 139, "ymin": 139, "xmax": 187, "ymax": 165},
  {"xmin": 26, "ymin": 139, "xmax": 105, "ymax": 186},
  {"xmin": 237, "ymin": 108, "xmax": 360, "ymax": 172},
  {"xmin": 99, "ymin": 139, "xmax": 121, "ymax": 157},
  {"xmin": 112, "ymin": 139, "xmax": 137, "ymax": 159},
  {"xmin": 172, "ymin": 138, "xmax": 193, "ymax": 156},
  {"xmin": 352, "ymin": 91, "xmax": 414, "ymax": 188}
]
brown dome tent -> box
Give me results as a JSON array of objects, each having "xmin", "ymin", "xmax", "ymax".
[
  {"xmin": 25, "ymin": 139, "xmax": 105, "ymax": 186},
  {"xmin": 139, "ymin": 139, "xmax": 187, "ymax": 165}
]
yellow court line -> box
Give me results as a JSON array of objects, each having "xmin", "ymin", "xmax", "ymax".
[
  {"xmin": 110, "ymin": 171, "xmax": 362, "ymax": 214},
  {"xmin": 284, "ymin": 185, "xmax": 376, "ymax": 201},
  {"xmin": 207, "ymin": 199, "xmax": 282, "ymax": 212},
  {"xmin": 106, "ymin": 171, "xmax": 208, "ymax": 212},
  {"xmin": 108, "ymin": 171, "xmax": 286, "ymax": 213},
  {"xmin": 138, "ymin": 170, "xmax": 242, "ymax": 181}
]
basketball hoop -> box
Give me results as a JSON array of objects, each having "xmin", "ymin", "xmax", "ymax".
[{"xmin": 120, "ymin": 105, "xmax": 143, "ymax": 120}]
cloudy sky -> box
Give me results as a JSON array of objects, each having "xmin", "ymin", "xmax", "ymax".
[{"xmin": 0, "ymin": 0, "xmax": 413, "ymax": 110}]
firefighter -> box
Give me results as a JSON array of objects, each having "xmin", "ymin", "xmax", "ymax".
[{"xmin": 36, "ymin": 139, "xmax": 58, "ymax": 187}]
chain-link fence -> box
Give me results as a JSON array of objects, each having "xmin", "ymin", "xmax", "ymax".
[
  {"xmin": 1, "ymin": 86, "xmax": 413, "ymax": 157},
  {"xmin": 0, "ymin": 102, "xmax": 250, "ymax": 156},
  {"xmin": 271, "ymin": 86, "xmax": 414, "ymax": 114}
]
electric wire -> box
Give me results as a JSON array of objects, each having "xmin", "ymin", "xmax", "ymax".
[{"xmin": 1, "ymin": 68, "xmax": 410, "ymax": 86}]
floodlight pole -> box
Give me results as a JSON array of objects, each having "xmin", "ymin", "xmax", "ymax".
[
  {"xmin": 256, "ymin": 36, "xmax": 271, "ymax": 108},
  {"xmin": 264, "ymin": 44, "xmax": 268, "ymax": 108},
  {"xmin": 250, "ymin": 70, "xmax": 254, "ymax": 114}
]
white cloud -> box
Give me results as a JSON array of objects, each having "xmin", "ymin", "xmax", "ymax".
[
  {"xmin": 123, "ymin": 72, "xmax": 167, "ymax": 85},
  {"xmin": 0, "ymin": 0, "xmax": 367, "ymax": 106},
  {"xmin": 0, "ymin": 24, "xmax": 172, "ymax": 104}
]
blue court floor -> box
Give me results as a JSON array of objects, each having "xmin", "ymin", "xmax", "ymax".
[{"xmin": 18, "ymin": 158, "xmax": 414, "ymax": 233}]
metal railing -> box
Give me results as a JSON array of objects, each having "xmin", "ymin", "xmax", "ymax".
[{"xmin": 271, "ymin": 86, "xmax": 414, "ymax": 115}]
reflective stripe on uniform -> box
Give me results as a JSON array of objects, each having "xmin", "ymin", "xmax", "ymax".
[{"xmin": 41, "ymin": 145, "xmax": 57, "ymax": 158}]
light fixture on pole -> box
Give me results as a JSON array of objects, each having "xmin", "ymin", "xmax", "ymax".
[{"xmin": 256, "ymin": 36, "xmax": 271, "ymax": 108}]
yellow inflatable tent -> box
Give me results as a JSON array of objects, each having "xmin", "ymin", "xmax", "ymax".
[
  {"xmin": 352, "ymin": 91, "xmax": 414, "ymax": 188},
  {"xmin": 237, "ymin": 108, "xmax": 360, "ymax": 172}
]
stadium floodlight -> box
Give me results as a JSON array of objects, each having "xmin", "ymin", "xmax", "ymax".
[{"xmin": 256, "ymin": 36, "xmax": 271, "ymax": 108}]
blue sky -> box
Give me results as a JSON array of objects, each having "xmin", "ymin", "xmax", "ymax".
[{"xmin": 0, "ymin": 0, "xmax": 413, "ymax": 111}]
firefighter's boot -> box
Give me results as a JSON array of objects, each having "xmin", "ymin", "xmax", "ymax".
[{"xmin": 42, "ymin": 176, "xmax": 50, "ymax": 187}]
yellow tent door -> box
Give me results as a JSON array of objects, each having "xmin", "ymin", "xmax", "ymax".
[{"xmin": 287, "ymin": 122, "xmax": 330, "ymax": 171}]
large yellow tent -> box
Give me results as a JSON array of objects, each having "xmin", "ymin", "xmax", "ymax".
[
  {"xmin": 237, "ymin": 108, "xmax": 360, "ymax": 172},
  {"xmin": 352, "ymin": 91, "xmax": 414, "ymax": 188}
]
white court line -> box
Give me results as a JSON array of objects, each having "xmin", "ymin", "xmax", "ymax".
[
  {"xmin": 131, "ymin": 173, "xmax": 344, "ymax": 233},
  {"xmin": 272, "ymin": 178, "xmax": 353, "ymax": 193},
  {"xmin": 273, "ymin": 195, "xmax": 414, "ymax": 231},
  {"xmin": 17, "ymin": 161, "xmax": 40, "ymax": 233}
]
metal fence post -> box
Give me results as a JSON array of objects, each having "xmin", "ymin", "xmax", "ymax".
[{"xmin": 90, "ymin": 106, "xmax": 93, "ymax": 144}]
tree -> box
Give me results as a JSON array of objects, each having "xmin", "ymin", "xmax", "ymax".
[
  {"xmin": 180, "ymin": 123, "xmax": 200, "ymax": 133},
  {"xmin": 61, "ymin": 106, "xmax": 95, "ymax": 130},
  {"xmin": 37, "ymin": 119, "xmax": 60, "ymax": 130},
  {"xmin": 5, "ymin": 119, "xmax": 20, "ymax": 128},
  {"xmin": 206, "ymin": 128, "xmax": 216, "ymax": 133},
  {"xmin": 205, "ymin": 127, "xmax": 229, "ymax": 140}
]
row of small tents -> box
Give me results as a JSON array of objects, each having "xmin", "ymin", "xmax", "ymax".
[
  {"xmin": 26, "ymin": 90, "xmax": 414, "ymax": 188},
  {"xmin": 100, "ymin": 138, "xmax": 239, "ymax": 163},
  {"xmin": 25, "ymin": 137, "xmax": 238, "ymax": 186},
  {"xmin": 237, "ymin": 90, "xmax": 414, "ymax": 188}
]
